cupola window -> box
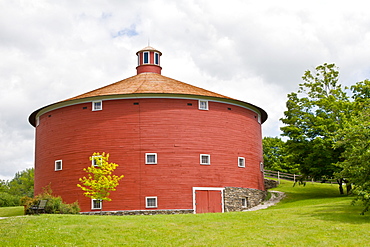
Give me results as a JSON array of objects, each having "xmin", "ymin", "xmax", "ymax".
[
  {"xmin": 143, "ymin": 51, "xmax": 149, "ymax": 64},
  {"xmin": 154, "ymin": 52, "xmax": 160, "ymax": 65}
]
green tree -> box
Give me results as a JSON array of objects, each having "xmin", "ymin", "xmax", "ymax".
[
  {"xmin": 336, "ymin": 80, "xmax": 370, "ymax": 214},
  {"xmin": 0, "ymin": 180, "xmax": 8, "ymax": 193},
  {"xmin": 7, "ymin": 168, "xmax": 34, "ymax": 197},
  {"xmin": 263, "ymin": 137, "xmax": 298, "ymax": 173},
  {"xmin": 350, "ymin": 79, "xmax": 370, "ymax": 110},
  {"xmin": 77, "ymin": 153, "xmax": 124, "ymax": 212},
  {"xmin": 280, "ymin": 63, "xmax": 350, "ymax": 193}
]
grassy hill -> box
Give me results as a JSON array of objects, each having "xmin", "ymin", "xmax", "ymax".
[{"xmin": 1, "ymin": 180, "xmax": 369, "ymax": 246}]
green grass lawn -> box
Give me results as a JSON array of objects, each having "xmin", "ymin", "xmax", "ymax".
[
  {"xmin": 0, "ymin": 206, "xmax": 24, "ymax": 217},
  {"xmin": 1, "ymin": 181, "xmax": 369, "ymax": 246}
]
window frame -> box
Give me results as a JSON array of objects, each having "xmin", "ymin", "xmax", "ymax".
[
  {"xmin": 55, "ymin": 160, "xmax": 62, "ymax": 171},
  {"xmin": 154, "ymin": 52, "xmax": 160, "ymax": 65},
  {"xmin": 241, "ymin": 197, "xmax": 248, "ymax": 208},
  {"xmin": 238, "ymin": 157, "xmax": 245, "ymax": 168},
  {"xmin": 91, "ymin": 199, "xmax": 102, "ymax": 210},
  {"xmin": 143, "ymin": 51, "xmax": 149, "ymax": 64},
  {"xmin": 145, "ymin": 153, "xmax": 157, "ymax": 165},
  {"xmin": 198, "ymin": 100, "xmax": 209, "ymax": 110},
  {"xmin": 145, "ymin": 196, "xmax": 158, "ymax": 208},
  {"xmin": 92, "ymin": 155, "xmax": 102, "ymax": 167},
  {"xmin": 92, "ymin": 101, "xmax": 102, "ymax": 111},
  {"xmin": 200, "ymin": 154, "xmax": 211, "ymax": 165}
]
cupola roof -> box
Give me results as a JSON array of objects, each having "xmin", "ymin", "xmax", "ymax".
[{"xmin": 136, "ymin": 46, "xmax": 162, "ymax": 55}]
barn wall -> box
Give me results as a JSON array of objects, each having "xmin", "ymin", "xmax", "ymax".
[{"xmin": 34, "ymin": 97, "xmax": 264, "ymax": 212}]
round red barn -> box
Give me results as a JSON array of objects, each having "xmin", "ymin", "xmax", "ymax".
[{"xmin": 29, "ymin": 46, "xmax": 268, "ymax": 214}]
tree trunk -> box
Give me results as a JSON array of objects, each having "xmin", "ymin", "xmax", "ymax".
[
  {"xmin": 343, "ymin": 179, "xmax": 352, "ymax": 195},
  {"xmin": 337, "ymin": 178, "xmax": 344, "ymax": 195}
]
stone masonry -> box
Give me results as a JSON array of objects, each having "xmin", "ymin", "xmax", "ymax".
[
  {"xmin": 264, "ymin": 179, "xmax": 278, "ymax": 189},
  {"xmin": 224, "ymin": 187, "xmax": 267, "ymax": 212},
  {"xmin": 80, "ymin": 209, "xmax": 194, "ymax": 216}
]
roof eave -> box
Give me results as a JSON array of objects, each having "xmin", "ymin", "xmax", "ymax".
[{"xmin": 28, "ymin": 93, "xmax": 267, "ymax": 127}]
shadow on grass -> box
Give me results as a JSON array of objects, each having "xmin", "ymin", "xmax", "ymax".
[
  {"xmin": 310, "ymin": 202, "xmax": 370, "ymax": 224},
  {"xmin": 274, "ymin": 181, "xmax": 370, "ymax": 224},
  {"xmin": 277, "ymin": 188, "xmax": 346, "ymax": 208}
]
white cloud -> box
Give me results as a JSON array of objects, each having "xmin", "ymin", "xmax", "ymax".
[{"xmin": 1, "ymin": 0, "xmax": 370, "ymax": 179}]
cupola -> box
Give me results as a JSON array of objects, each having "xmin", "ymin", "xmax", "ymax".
[{"xmin": 136, "ymin": 46, "xmax": 162, "ymax": 75}]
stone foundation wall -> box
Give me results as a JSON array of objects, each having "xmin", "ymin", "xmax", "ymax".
[
  {"xmin": 224, "ymin": 187, "xmax": 267, "ymax": 212},
  {"xmin": 80, "ymin": 209, "xmax": 194, "ymax": 216},
  {"xmin": 264, "ymin": 179, "xmax": 279, "ymax": 189}
]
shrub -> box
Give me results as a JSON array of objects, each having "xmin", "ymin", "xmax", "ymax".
[
  {"xmin": 0, "ymin": 192, "xmax": 21, "ymax": 207},
  {"xmin": 24, "ymin": 186, "xmax": 80, "ymax": 215},
  {"xmin": 59, "ymin": 201, "xmax": 80, "ymax": 214}
]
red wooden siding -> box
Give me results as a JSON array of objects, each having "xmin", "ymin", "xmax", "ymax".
[{"xmin": 34, "ymin": 98, "xmax": 264, "ymax": 212}]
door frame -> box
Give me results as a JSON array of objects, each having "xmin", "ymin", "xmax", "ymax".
[{"xmin": 192, "ymin": 187, "xmax": 225, "ymax": 214}]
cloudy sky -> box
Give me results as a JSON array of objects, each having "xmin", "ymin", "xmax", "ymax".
[{"xmin": 1, "ymin": 0, "xmax": 370, "ymax": 180}]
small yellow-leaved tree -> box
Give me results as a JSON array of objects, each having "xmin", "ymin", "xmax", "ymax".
[{"xmin": 77, "ymin": 152, "xmax": 124, "ymax": 213}]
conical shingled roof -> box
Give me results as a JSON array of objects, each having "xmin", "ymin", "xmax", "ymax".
[
  {"xmin": 29, "ymin": 46, "xmax": 268, "ymax": 126},
  {"xmin": 65, "ymin": 72, "xmax": 233, "ymax": 101}
]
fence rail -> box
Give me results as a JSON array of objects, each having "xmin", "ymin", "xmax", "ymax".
[
  {"xmin": 264, "ymin": 169, "xmax": 338, "ymax": 184},
  {"xmin": 264, "ymin": 170, "xmax": 301, "ymax": 183}
]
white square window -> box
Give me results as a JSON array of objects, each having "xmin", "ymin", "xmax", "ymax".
[
  {"xmin": 92, "ymin": 199, "xmax": 102, "ymax": 210},
  {"xmin": 200, "ymin": 154, "xmax": 210, "ymax": 165},
  {"xmin": 241, "ymin": 197, "xmax": 248, "ymax": 208},
  {"xmin": 199, "ymin": 100, "xmax": 208, "ymax": 110},
  {"xmin": 146, "ymin": 153, "xmax": 157, "ymax": 164},
  {"xmin": 146, "ymin": 197, "xmax": 157, "ymax": 208},
  {"xmin": 92, "ymin": 101, "xmax": 102, "ymax": 111},
  {"xmin": 238, "ymin": 157, "xmax": 245, "ymax": 168},
  {"xmin": 55, "ymin": 160, "xmax": 62, "ymax": 171},
  {"xmin": 92, "ymin": 156, "xmax": 102, "ymax": 167}
]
